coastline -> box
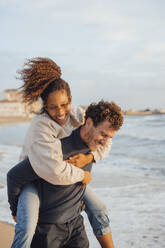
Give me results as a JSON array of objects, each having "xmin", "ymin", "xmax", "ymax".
[
  {"xmin": 0, "ymin": 221, "xmax": 14, "ymax": 248},
  {"xmin": 0, "ymin": 116, "xmax": 31, "ymax": 126},
  {"xmin": 123, "ymin": 110, "xmax": 165, "ymax": 115},
  {"xmin": 0, "ymin": 112, "xmax": 165, "ymax": 126}
]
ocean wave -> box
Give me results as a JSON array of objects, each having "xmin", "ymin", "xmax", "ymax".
[
  {"xmin": 0, "ymin": 122, "xmax": 29, "ymax": 146},
  {"xmin": 117, "ymin": 133, "xmax": 165, "ymax": 143},
  {"xmin": 122, "ymin": 115, "xmax": 165, "ymax": 140},
  {"xmin": 0, "ymin": 144, "xmax": 21, "ymax": 185},
  {"xmin": 0, "ymin": 187, "xmax": 14, "ymax": 224}
]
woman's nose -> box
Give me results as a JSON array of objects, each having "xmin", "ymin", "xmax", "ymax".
[{"xmin": 57, "ymin": 107, "xmax": 64, "ymax": 115}]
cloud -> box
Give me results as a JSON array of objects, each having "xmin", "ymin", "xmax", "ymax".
[
  {"xmin": 135, "ymin": 42, "xmax": 165, "ymax": 62},
  {"xmin": 0, "ymin": 0, "xmax": 165, "ymax": 109}
]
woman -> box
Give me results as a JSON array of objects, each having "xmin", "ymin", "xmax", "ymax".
[{"xmin": 10, "ymin": 57, "xmax": 114, "ymax": 248}]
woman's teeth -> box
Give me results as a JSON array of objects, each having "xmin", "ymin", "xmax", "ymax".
[{"xmin": 57, "ymin": 115, "xmax": 66, "ymax": 120}]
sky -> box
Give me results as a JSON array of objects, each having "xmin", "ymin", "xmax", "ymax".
[{"xmin": 0, "ymin": 0, "xmax": 165, "ymax": 110}]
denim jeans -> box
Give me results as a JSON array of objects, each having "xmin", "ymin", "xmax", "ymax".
[
  {"xmin": 11, "ymin": 184, "xmax": 110, "ymax": 248},
  {"xmin": 11, "ymin": 183, "xmax": 40, "ymax": 248},
  {"xmin": 83, "ymin": 185, "xmax": 110, "ymax": 237}
]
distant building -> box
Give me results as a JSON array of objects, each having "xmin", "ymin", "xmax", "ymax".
[
  {"xmin": 3, "ymin": 89, "xmax": 22, "ymax": 102},
  {"xmin": 0, "ymin": 89, "xmax": 41, "ymax": 117}
]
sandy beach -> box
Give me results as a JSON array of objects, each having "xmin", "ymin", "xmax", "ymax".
[
  {"xmin": 0, "ymin": 116, "xmax": 31, "ymax": 126},
  {"xmin": 0, "ymin": 221, "xmax": 14, "ymax": 248}
]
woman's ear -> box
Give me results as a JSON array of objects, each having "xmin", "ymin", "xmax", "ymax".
[{"xmin": 69, "ymin": 95, "xmax": 72, "ymax": 104}]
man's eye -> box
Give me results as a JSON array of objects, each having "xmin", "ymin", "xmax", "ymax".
[{"xmin": 102, "ymin": 133, "xmax": 108, "ymax": 138}]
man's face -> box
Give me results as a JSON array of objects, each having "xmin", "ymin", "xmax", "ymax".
[{"xmin": 83, "ymin": 119, "xmax": 116, "ymax": 151}]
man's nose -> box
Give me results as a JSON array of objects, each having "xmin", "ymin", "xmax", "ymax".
[
  {"xmin": 99, "ymin": 139, "xmax": 106, "ymax": 146},
  {"xmin": 100, "ymin": 137, "xmax": 109, "ymax": 146}
]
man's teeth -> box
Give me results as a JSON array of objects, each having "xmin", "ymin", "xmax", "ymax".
[{"xmin": 57, "ymin": 115, "xmax": 66, "ymax": 120}]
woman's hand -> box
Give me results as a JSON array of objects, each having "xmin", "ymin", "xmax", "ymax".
[
  {"xmin": 66, "ymin": 153, "xmax": 94, "ymax": 168},
  {"xmin": 81, "ymin": 170, "xmax": 92, "ymax": 187},
  {"xmin": 12, "ymin": 216, "xmax": 17, "ymax": 223}
]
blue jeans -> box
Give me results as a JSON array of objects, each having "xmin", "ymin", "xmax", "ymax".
[
  {"xmin": 11, "ymin": 184, "xmax": 110, "ymax": 248},
  {"xmin": 11, "ymin": 183, "xmax": 40, "ymax": 248},
  {"xmin": 83, "ymin": 185, "xmax": 110, "ymax": 237}
]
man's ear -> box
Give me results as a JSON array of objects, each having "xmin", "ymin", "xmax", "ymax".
[{"xmin": 85, "ymin": 117, "xmax": 93, "ymax": 129}]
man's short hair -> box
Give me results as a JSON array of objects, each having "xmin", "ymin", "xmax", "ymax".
[{"xmin": 85, "ymin": 100, "xmax": 123, "ymax": 130}]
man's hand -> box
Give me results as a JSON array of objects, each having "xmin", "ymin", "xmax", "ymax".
[
  {"xmin": 81, "ymin": 170, "xmax": 92, "ymax": 187},
  {"xmin": 81, "ymin": 200, "xmax": 86, "ymax": 211},
  {"xmin": 12, "ymin": 216, "xmax": 17, "ymax": 223},
  {"xmin": 66, "ymin": 153, "xmax": 94, "ymax": 168}
]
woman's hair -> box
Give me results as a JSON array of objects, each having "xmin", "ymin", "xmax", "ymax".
[
  {"xmin": 18, "ymin": 57, "xmax": 71, "ymax": 106},
  {"xmin": 85, "ymin": 100, "xmax": 124, "ymax": 130}
]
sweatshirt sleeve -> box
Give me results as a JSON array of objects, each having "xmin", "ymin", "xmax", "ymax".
[
  {"xmin": 7, "ymin": 158, "xmax": 39, "ymax": 216},
  {"xmin": 92, "ymin": 139, "xmax": 112, "ymax": 162},
  {"xmin": 27, "ymin": 118, "xmax": 85, "ymax": 185}
]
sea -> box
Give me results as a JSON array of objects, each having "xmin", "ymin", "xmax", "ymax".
[{"xmin": 0, "ymin": 114, "xmax": 165, "ymax": 248}]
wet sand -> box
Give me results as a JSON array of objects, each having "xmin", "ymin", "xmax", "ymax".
[
  {"xmin": 0, "ymin": 221, "xmax": 14, "ymax": 248},
  {"xmin": 0, "ymin": 116, "xmax": 31, "ymax": 126}
]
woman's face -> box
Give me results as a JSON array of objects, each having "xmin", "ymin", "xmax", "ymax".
[{"xmin": 45, "ymin": 90, "xmax": 72, "ymax": 126}]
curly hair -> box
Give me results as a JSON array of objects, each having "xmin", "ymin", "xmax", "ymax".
[
  {"xmin": 85, "ymin": 100, "xmax": 123, "ymax": 130},
  {"xmin": 18, "ymin": 57, "xmax": 71, "ymax": 105}
]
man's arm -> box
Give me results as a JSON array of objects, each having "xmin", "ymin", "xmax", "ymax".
[
  {"xmin": 92, "ymin": 139, "xmax": 112, "ymax": 162},
  {"xmin": 66, "ymin": 139, "xmax": 112, "ymax": 168},
  {"xmin": 7, "ymin": 158, "xmax": 39, "ymax": 216}
]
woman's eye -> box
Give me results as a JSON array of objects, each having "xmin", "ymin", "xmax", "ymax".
[{"xmin": 62, "ymin": 104, "xmax": 68, "ymax": 108}]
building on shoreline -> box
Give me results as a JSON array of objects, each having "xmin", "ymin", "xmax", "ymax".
[
  {"xmin": 0, "ymin": 89, "xmax": 165, "ymax": 117},
  {"xmin": 0, "ymin": 89, "xmax": 41, "ymax": 118}
]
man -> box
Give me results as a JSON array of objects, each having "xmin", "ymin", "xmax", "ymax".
[{"xmin": 7, "ymin": 100, "xmax": 123, "ymax": 248}]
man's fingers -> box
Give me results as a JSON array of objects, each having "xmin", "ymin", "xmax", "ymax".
[
  {"xmin": 81, "ymin": 200, "xmax": 86, "ymax": 211},
  {"xmin": 68, "ymin": 154, "xmax": 79, "ymax": 160},
  {"xmin": 80, "ymin": 183, "xmax": 86, "ymax": 188},
  {"xmin": 66, "ymin": 159, "xmax": 77, "ymax": 164}
]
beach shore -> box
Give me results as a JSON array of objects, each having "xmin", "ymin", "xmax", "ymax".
[
  {"xmin": 0, "ymin": 221, "xmax": 14, "ymax": 248},
  {"xmin": 0, "ymin": 116, "xmax": 31, "ymax": 126},
  {"xmin": 0, "ymin": 116, "xmax": 30, "ymax": 247}
]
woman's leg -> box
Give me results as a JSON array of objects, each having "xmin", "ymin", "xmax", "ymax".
[
  {"xmin": 83, "ymin": 185, "xmax": 114, "ymax": 248},
  {"xmin": 11, "ymin": 183, "xmax": 40, "ymax": 248}
]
